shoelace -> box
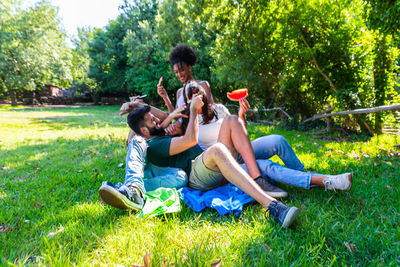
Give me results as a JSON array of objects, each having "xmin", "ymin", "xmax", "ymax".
[
  {"xmin": 265, "ymin": 201, "xmax": 279, "ymax": 219},
  {"xmin": 323, "ymin": 180, "xmax": 336, "ymax": 191}
]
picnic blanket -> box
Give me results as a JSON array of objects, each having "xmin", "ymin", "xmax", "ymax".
[{"xmin": 179, "ymin": 183, "xmax": 255, "ymax": 216}]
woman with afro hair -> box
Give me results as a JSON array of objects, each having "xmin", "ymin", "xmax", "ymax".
[{"xmin": 157, "ymin": 44, "xmax": 214, "ymax": 113}]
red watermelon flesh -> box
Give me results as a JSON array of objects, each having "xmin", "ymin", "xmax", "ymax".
[{"xmin": 227, "ymin": 88, "xmax": 248, "ymax": 101}]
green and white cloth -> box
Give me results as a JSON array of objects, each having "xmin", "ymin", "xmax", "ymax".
[{"xmin": 138, "ymin": 187, "xmax": 181, "ymax": 218}]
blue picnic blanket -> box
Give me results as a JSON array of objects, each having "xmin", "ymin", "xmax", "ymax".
[{"xmin": 179, "ymin": 183, "xmax": 255, "ymax": 216}]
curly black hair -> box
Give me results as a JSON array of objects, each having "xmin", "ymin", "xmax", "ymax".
[{"xmin": 169, "ymin": 44, "xmax": 198, "ymax": 68}]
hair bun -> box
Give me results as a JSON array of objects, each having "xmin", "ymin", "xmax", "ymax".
[{"xmin": 169, "ymin": 44, "xmax": 198, "ymax": 67}]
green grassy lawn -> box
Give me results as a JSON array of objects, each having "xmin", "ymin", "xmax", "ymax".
[{"xmin": 1, "ymin": 105, "xmax": 399, "ymax": 266}]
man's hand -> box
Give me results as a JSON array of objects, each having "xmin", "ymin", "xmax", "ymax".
[
  {"xmin": 129, "ymin": 95, "xmax": 146, "ymax": 102},
  {"xmin": 165, "ymin": 121, "xmax": 182, "ymax": 136},
  {"xmin": 119, "ymin": 99, "xmax": 144, "ymax": 116},
  {"xmin": 169, "ymin": 97, "xmax": 200, "ymax": 155}
]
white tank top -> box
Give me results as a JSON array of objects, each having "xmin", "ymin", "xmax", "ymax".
[
  {"xmin": 197, "ymin": 104, "xmax": 230, "ymax": 150},
  {"xmin": 176, "ymin": 92, "xmax": 185, "ymax": 108}
]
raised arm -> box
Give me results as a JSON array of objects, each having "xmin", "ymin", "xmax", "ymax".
[
  {"xmin": 157, "ymin": 76, "xmax": 175, "ymax": 113},
  {"xmin": 160, "ymin": 105, "xmax": 188, "ymax": 129},
  {"xmin": 238, "ymin": 98, "xmax": 250, "ymax": 127},
  {"xmin": 169, "ymin": 95, "xmax": 203, "ymax": 155},
  {"xmin": 120, "ymin": 100, "xmax": 168, "ymax": 121}
]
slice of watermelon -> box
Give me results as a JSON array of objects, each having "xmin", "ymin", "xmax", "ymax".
[{"xmin": 227, "ymin": 88, "xmax": 248, "ymax": 101}]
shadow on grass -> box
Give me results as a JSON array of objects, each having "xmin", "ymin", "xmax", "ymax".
[
  {"xmin": 1, "ymin": 132, "xmax": 399, "ymax": 265},
  {"xmin": 30, "ymin": 115, "xmax": 124, "ymax": 130},
  {"xmin": 0, "ymin": 136, "xmax": 132, "ymax": 264},
  {"xmin": 7, "ymin": 105, "xmax": 119, "ymax": 113},
  {"xmin": 24, "ymin": 106, "xmax": 126, "ymax": 130}
]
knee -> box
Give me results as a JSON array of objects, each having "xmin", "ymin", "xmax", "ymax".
[
  {"xmin": 224, "ymin": 115, "xmax": 244, "ymax": 126},
  {"xmin": 227, "ymin": 114, "xmax": 239, "ymax": 121},
  {"xmin": 175, "ymin": 170, "xmax": 188, "ymax": 188},
  {"xmin": 270, "ymin": 134, "xmax": 287, "ymax": 145},
  {"xmin": 207, "ymin": 142, "xmax": 231, "ymax": 160}
]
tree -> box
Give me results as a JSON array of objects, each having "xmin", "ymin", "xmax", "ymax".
[
  {"xmin": 88, "ymin": 16, "xmax": 129, "ymax": 99},
  {"xmin": 0, "ymin": 0, "xmax": 72, "ymax": 105},
  {"xmin": 121, "ymin": 0, "xmax": 165, "ymax": 97},
  {"xmin": 195, "ymin": 0, "xmax": 395, "ymax": 134},
  {"xmin": 153, "ymin": 0, "xmax": 216, "ymax": 102},
  {"xmin": 365, "ymin": 0, "xmax": 400, "ymax": 36},
  {"xmin": 71, "ymin": 27, "xmax": 99, "ymax": 101},
  {"xmin": 364, "ymin": 0, "xmax": 400, "ymax": 133}
]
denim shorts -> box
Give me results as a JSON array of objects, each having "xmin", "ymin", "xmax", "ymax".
[{"xmin": 188, "ymin": 152, "xmax": 226, "ymax": 191}]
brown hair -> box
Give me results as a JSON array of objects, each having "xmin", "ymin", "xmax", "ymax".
[{"xmin": 180, "ymin": 81, "xmax": 217, "ymax": 134}]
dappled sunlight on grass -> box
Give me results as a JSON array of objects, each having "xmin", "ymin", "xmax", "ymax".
[
  {"xmin": 0, "ymin": 188, "xmax": 7, "ymax": 200},
  {"xmin": 82, "ymin": 207, "xmax": 271, "ymax": 266},
  {"xmin": 1, "ymin": 106, "xmax": 399, "ymax": 265}
]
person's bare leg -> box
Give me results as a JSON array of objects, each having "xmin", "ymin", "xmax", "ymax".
[
  {"xmin": 218, "ymin": 116, "xmax": 288, "ymax": 198},
  {"xmin": 202, "ymin": 143, "xmax": 275, "ymax": 208},
  {"xmin": 217, "ymin": 115, "xmax": 261, "ymax": 179},
  {"xmin": 310, "ymin": 176, "xmax": 325, "ymax": 187},
  {"xmin": 200, "ymin": 143, "xmax": 300, "ymax": 228}
]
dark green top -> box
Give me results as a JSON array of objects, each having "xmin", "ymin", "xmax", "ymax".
[{"xmin": 147, "ymin": 136, "xmax": 203, "ymax": 175}]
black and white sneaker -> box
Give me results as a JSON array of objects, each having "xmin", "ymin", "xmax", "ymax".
[
  {"xmin": 267, "ymin": 200, "xmax": 299, "ymax": 228},
  {"xmin": 255, "ymin": 176, "xmax": 288, "ymax": 198},
  {"xmin": 99, "ymin": 181, "xmax": 144, "ymax": 210}
]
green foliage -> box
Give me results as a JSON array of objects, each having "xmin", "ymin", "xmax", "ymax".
[
  {"xmin": 201, "ymin": 1, "xmax": 373, "ymax": 112},
  {"xmin": 87, "ymin": 17, "xmax": 129, "ymax": 97},
  {"xmin": 0, "ymin": 0, "xmax": 397, "ymax": 134},
  {"xmin": 119, "ymin": 0, "xmax": 215, "ymax": 101},
  {"xmin": 71, "ymin": 27, "xmax": 99, "ymax": 98},
  {"xmin": 0, "ymin": 0, "xmax": 73, "ymax": 105},
  {"xmin": 122, "ymin": 0, "xmax": 165, "ymax": 97},
  {"xmin": 80, "ymin": 0, "xmax": 398, "ymax": 133},
  {"xmin": 1, "ymin": 106, "xmax": 399, "ymax": 265},
  {"xmin": 364, "ymin": 0, "xmax": 400, "ymax": 133},
  {"xmin": 365, "ymin": 0, "xmax": 400, "ymax": 36}
]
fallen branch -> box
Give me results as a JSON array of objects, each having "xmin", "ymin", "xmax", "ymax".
[
  {"xmin": 256, "ymin": 107, "xmax": 292, "ymax": 120},
  {"xmin": 250, "ymin": 120, "xmax": 277, "ymax": 126},
  {"xmin": 302, "ymin": 105, "xmax": 400, "ymax": 124},
  {"xmin": 319, "ymin": 105, "xmax": 335, "ymax": 115},
  {"xmin": 225, "ymin": 104, "xmax": 292, "ymax": 120},
  {"xmin": 383, "ymin": 129, "xmax": 400, "ymax": 134}
]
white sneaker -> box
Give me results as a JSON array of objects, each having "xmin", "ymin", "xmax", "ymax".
[{"xmin": 323, "ymin": 172, "xmax": 353, "ymax": 191}]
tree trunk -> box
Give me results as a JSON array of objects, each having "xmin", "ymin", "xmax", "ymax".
[
  {"xmin": 9, "ymin": 89, "xmax": 17, "ymax": 106},
  {"xmin": 373, "ymin": 35, "xmax": 390, "ymax": 134},
  {"xmin": 91, "ymin": 93, "xmax": 99, "ymax": 105}
]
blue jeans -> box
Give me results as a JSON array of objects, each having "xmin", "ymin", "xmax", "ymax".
[
  {"xmin": 237, "ymin": 135, "xmax": 311, "ymax": 189},
  {"xmin": 115, "ymin": 135, "xmax": 188, "ymax": 194}
]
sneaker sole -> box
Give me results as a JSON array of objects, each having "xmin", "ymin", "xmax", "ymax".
[
  {"xmin": 339, "ymin": 172, "xmax": 353, "ymax": 191},
  {"xmin": 282, "ymin": 207, "xmax": 300, "ymax": 228},
  {"xmin": 265, "ymin": 190, "xmax": 288, "ymax": 198},
  {"xmin": 99, "ymin": 185, "xmax": 143, "ymax": 211},
  {"xmin": 347, "ymin": 172, "xmax": 353, "ymax": 190}
]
